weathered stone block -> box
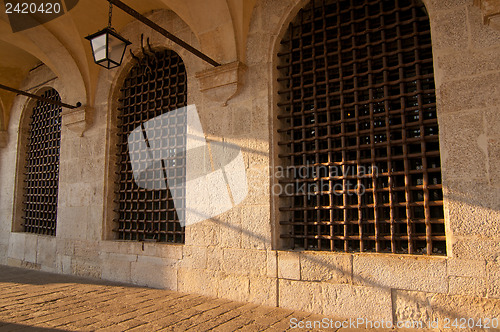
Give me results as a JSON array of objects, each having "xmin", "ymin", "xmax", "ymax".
[
  {"xmin": 321, "ymin": 282, "xmax": 392, "ymax": 320},
  {"xmin": 447, "ymin": 258, "xmax": 486, "ymax": 278},
  {"xmin": 485, "ymin": 107, "xmax": 500, "ymax": 139},
  {"xmin": 56, "ymin": 238, "xmax": 74, "ymax": 256},
  {"xmin": 21, "ymin": 261, "xmax": 40, "ymax": 270},
  {"xmin": 206, "ymin": 246, "xmax": 223, "ymax": 272},
  {"xmin": 201, "ymin": 106, "xmax": 233, "ymax": 137},
  {"xmin": 277, "ymin": 251, "xmax": 300, "ymax": 280},
  {"xmin": 245, "ymin": 168, "xmax": 271, "ymax": 206},
  {"xmin": 99, "ymin": 240, "xmax": 136, "ymax": 255},
  {"xmin": 439, "ymin": 110, "xmax": 487, "ymax": 179},
  {"xmin": 232, "ymin": 104, "xmax": 252, "ymax": 136},
  {"xmin": 75, "ymin": 134, "xmax": 106, "ymax": 160},
  {"xmin": 198, "ymin": 24, "xmax": 236, "ymax": 65},
  {"xmin": 184, "ymin": 221, "xmax": 220, "ymax": 247},
  {"xmin": 86, "ymin": 205, "xmax": 103, "ymax": 241},
  {"xmin": 182, "ymin": 245, "xmax": 208, "ymax": 269},
  {"xmin": 61, "ymin": 183, "xmax": 94, "ymax": 208},
  {"xmin": 445, "ymin": 177, "xmax": 500, "ymax": 215},
  {"xmin": 7, "ymin": 233, "xmax": 25, "ymax": 261},
  {"xmin": 247, "ymin": 64, "xmax": 271, "ymax": 99},
  {"xmin": 438, "ymin": 74, "xmax": 500, "ymax": 114},
  {"xmin": 430, "ymin": 7, "xmax": 469, "ymax": 51},
  {"xmin": 475, "ymin": 0, "xmax": 500, "ymax": 25},
  {"xmin": 24, "ymin": 234, "xmax": 38, "ymax": 264},
  {"xmin": 394, "ymin": 289, "xmax": 500, "ymax": 324},
  {"xmin": 267, "ymin": 250, "xmax": 278, "ymax": 278},
  {"xmin": 488, "ymin": 138, "xmax": 500, "ymax": 187},
  {"xmin": 279, "ymin": 279, "xmax": 392, "ymax": 320},
  {"xmin": 131, "ymin": 256, "xmax": 178, "ymax": 290},
  {"xmin": 7, "ymin": 257, "xmax": 22, "ymax": 268},
  {"xmin": 157, "ymin": 244, "xmax": 184, "ymax": 260},
  {"xmin": 56, "ymin": 254, "xmax": 72, "ymax": 274},
  {"xmin": 240, "ymin": 206, "xmax": 271, "ymax": 250},
  {"xmin": 222, "ymin": 248, "xmax": 267, "ymax": 276},
  {"xmin": 425, "ymin": 0, "xmax": 468, "ymax": 11},
  {"xmin": 249, "ymin": 276, "xmax": 277, "ymax": 307},
  {"xmin": 219, "ymin": 207, "xmax": 242, "ymax": 249},
  {"xmin": 449, "ymin": 276, "xmax": 487, "ymax": 297},
  {"xmin": 247, "ymin": 32, "xmax": 272, "ymax": 66},
  {"xmin": 101, "ymin": 253, "xmax": 133, "ymax": 284},
  {"xmin": 300, "ymin": 251, "xmax": 351, "ymax": 284},
  {"xmin": 217, "ymin": 272, "xmax": 250, "ymax": 302},
  {"xmin": 56, "ymin": 207, "xmax": 88, "ymax": 240},
  {"xmin": 100, "ymin": 251, "xmax": 137, "ymax": 263},
  {"xmin": 36, "ymin": 236, "xmax": 56, "ymax": 271},
  {"xmin": 0, "ymin": 244, "xmax": 7, "ymax": 265},
  {"xmin": 451, "ymin": 238, "xmax": 500, "ymax": 261},
  {"xmin": 436, "ymin": 49, "xmax": 500, "ymax": 82},
  {"xmin": 245, "ymin": 140, "xmax": 270, "ymax": 169},
  {"xmin": 72, "ymin": 258, "xmax": 101, "ymax": 279},
  {"xmin": 132, "ymin": 242, "xmax": 184, "ymax": 260},
  {"xmin": 487, "ymin": 262, "xmax": 500, "ymax": 298},
  {"xmin": 73, "ymin": 240, "xmax": 100, "ymax": 261},
  {"xmin": 352, "ymin": 254, "xmax": 448, "ymax": 293},
  {"xmin": 178, "ymin": 267, "xmax": 218, "ymax": 297},
  {"xmin": 447, "ymin": 197, "xmax": 500, "ymax": 238},
  {"xmin": 251, "ymin": 95, "xmax": 270, "ymax": 136},
  {"xmin": 135, "ymin": 255, "xmax": 178, "ymax": 266}
]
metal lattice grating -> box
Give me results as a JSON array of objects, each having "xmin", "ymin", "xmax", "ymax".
[
  {"xmin": 277, "ymin": 0, "xmax": 446, "ymax": 255},
  {"xmin": 23, "ymin": 88, "xmax": 62, "ymax": 236},
  {"xmin": 115, "ymin": 49, "xmax": 186, "ymax": 243}
]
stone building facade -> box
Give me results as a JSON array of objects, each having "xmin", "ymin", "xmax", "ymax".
[{"xmin": 1, "ymin": 0, "xmax": 500, "ymax": 323}]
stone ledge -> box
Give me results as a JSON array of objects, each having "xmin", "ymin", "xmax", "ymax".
[
  {"xmin": 475, "ymin": 0, "xmax": 500, "ymax": 30},
  {"xmin": 196, "ymin": 61, "xmax": 246, "ymax": 106},
  {"xmin": 394, "ymin": 289, "xmax": 500, "ymax": 323},
  {"xmin": 279, "ymin": 279, "xmax": 393, "ymax": 320},
  {"xmin": 62, "ymin": 106, "xmax": 92, "ymax": 136},
  {"xmin": 352, "ymin": 253, "xmax": 448, "ymax": 294}
]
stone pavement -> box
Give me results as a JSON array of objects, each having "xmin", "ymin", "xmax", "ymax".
[{"xmin": 0, "ymin": 265, "xmax": 342, "ymax": 332}]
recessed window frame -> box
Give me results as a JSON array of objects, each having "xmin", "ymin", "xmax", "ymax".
[
  {"xmin": 113, "ymin": 48, "xmax": 187, "ymax": 244},
  {"xmin": 275, "ymin": 0, "xmax": 446, "ymax": 255}
]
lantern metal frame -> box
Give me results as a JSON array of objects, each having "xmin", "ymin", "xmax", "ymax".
[
  {"xmin": 86, "ymin": 1, "xmax": 131, "ymax": 69},
  {"xmin": 85, "ymin": 27, "xmax": 131, "ymax": 69}
]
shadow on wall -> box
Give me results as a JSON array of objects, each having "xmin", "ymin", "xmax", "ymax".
[
  {"xmin": 0, "ymin": 264, "xmax": 142, "ymax": 288},
  {"xmin": 3, "ymin": 134, "xmax": 499, "ymax": 321},
  {"xmin": 210, "ymin": 174, "xmax": 500, "ymax": 320},
  {"xmin": 0, "ymin": 322, "xmax": 67, "ymax": 331}
]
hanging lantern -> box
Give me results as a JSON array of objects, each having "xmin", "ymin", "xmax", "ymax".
[{"xmin": 86, "ymin": 1, "xmax": 131, "ymax": 69}]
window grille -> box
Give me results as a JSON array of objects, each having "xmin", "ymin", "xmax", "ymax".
[
  {"xmin": 115, "ymin": 49, "xmax": 186, "ymax": 243},
  {"xmin": 23, "ymin": 88, "xmax": 61, "ymax": 236},
  {"xmin": 277, "ymin": 0, "xmax": 445, "ymax": 255}
]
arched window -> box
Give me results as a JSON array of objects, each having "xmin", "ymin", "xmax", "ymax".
[
  {"xmin": 23, "ymin": 88, "xmax": 62, "ymax": 236},
  {"xmin": 277, "ymin": 0, "xmax": 445, "ymax": 255},
  {"xmin": 115, "ymin": 49, "xmax": 186, "ymax": 243}
]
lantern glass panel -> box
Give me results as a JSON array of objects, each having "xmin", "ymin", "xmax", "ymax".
[
  {"xmin": 108, "ymin": 33, "xmax": 127, "ymax": 65},
  {"xmin": 90, "ymin": 33, "xmax": 107, "ymax": 62}
]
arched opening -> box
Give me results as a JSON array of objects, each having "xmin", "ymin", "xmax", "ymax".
[
  {"xmin": 275, "ymin": 0, "xmax": 445, "ymax": 255},
  {"xmin": 22, "ymin": 88, "xmax": 62, "ymax": 236},
  {"xmin": 114, "ymin": 48, "xmax": 187, "ymax": 243}
]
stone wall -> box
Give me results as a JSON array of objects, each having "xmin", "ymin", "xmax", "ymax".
[{"xmin": 0, "ymin": 0, "xmax": 500, "ymax": 324}]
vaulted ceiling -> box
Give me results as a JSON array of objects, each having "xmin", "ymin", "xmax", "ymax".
[{"xmin": 0, "ymin": 0, "xmax": 256, "ymax": 130}]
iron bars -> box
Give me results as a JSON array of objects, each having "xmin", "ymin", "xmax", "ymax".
[
  {"xmin": 277, "ymin": 0, "xmax": 445, "ymax": 255},
  {"xmin": 23, "ymin": 88, "xmax": 62, "ymax": 236},
  {"xmin": 115, "ymin": 48, "xmax": 186, "ymax": 243}
]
